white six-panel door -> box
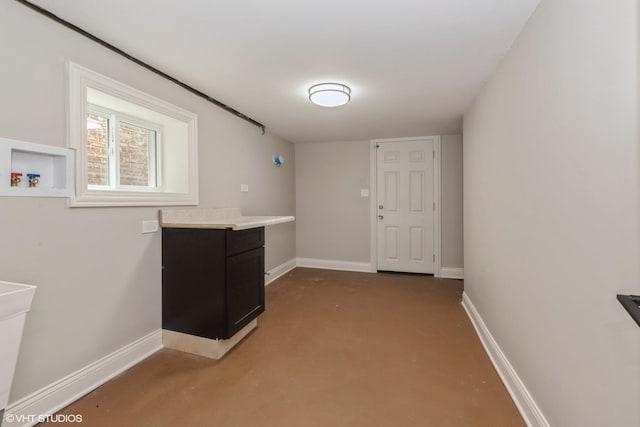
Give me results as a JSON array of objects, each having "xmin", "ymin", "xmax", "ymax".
[{"xmin": 376, "ymin": 139, "xmax": 434, "ymax": 273}]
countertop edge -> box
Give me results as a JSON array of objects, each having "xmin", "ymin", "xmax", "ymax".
[{"xmin": 160, "ymin": 215, "xmax": 295, "ymax": 230}]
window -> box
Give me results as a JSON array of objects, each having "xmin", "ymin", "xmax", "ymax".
[
  {"xmin": 69, "ymin": 62, "xmax": 198, "ymax": 207},
  {"xmin": 87, "ymin": 106, "xmax": 159, "ymax": 189}
]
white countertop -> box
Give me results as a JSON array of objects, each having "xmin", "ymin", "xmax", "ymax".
[{"xmin": 159, "ymin": 208, "xmax": 295, "ymax": 230}]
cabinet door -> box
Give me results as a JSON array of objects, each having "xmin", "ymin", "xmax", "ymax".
[
  {"xmin": 226, "ymin": 246, "xmax": 265, "ymax": 337},
  {"xmin": 162, "ymin": 228, "xmax": 227, "ymax": 339}
]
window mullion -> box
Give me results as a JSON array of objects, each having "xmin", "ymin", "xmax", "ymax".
[
  {"xmin": 149, "ymin": 131, "xmax": 158, "ymax": 188},
  {"xmin": 110, "ymin": 115, "xmax": 118, "ymax": 189}
]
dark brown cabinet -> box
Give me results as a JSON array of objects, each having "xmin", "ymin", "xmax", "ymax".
[{"xmin": 162, "ymin": 227, "xmax": 265, "ymax": 340}]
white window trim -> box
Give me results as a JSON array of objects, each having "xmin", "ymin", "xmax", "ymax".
[{"xmin": 69, "ymin": 62, "xmax": 198, "ymax": 207}]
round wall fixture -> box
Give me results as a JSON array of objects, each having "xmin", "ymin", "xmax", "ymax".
[{"xmin": 308, "ymin": 83, "xmax": 351, "ymax": 107}]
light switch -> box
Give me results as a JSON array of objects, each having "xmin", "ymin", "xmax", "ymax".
[
  {"xmin": 142, "ymin": 220, "xmax": 159, "ymax": 234},
  {"xmin": 360, "ymin": 189, "xmax": 369, "ymax": 198},
  {"xmin": 240, "ymin": 184, "xmax": 249, "ymax": 192}
]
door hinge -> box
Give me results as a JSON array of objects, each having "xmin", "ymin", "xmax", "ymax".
[
  {"xmin": 432, "ymin": 151, "xmax": 435, "ymax": 159},
  {"xmin": 433, "ymin": 254, "xmax": 435, "ymax": 262},
  {"xmin": 433, "ymin": 202, "xmax": 435, "ymax": 211}
]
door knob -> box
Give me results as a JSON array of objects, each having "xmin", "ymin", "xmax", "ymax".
[
  {"xmin": 378, "ymin": 215, "xmax": 384, "ymax": 220},
  {"xmin": 378, "ymin": 205, "xmax": 384, "ymax": 210}
]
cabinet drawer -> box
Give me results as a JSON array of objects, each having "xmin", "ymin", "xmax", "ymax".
[{"xmin": 226, "ymin": 227, "xmax": 264, "ymax": 256}]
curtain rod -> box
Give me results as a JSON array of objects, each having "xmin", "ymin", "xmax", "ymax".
[{"xmin": 15, "ymin": 0, "xmax": 267, "ymax": 134}]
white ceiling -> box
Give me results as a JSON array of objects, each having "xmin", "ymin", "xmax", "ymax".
[{"xmin": 29, "ymin": 0, "xmax": 540, "ymax": 143}]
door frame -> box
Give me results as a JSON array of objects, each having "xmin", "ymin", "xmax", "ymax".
[{"xmin": 369, "ymin": 136, "xmax": 441, "ymax": 277}]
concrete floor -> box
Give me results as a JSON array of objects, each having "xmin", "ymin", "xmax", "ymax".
[{"xmin": 45, "ymin": 268, "xmax": 524, "ymax": 427}]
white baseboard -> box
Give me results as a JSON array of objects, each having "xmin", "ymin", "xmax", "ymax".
[
  {"xmin": 5, "ymin": 330, "xmax": 162, "ymax": 427},
  {"xmin": 440, "ymin": 267, "xmax": 464, "ymax": 280},
  {"xmin": 265, "ymin": 258, "xmax": 297, "ymax": 286},
  {"xmin": 461, "ymin": 293, "xmax": 549, "ymax": 427},
  {"xmin": 296, "ymin": 258, "xmax": 372, "ymax": 273}
]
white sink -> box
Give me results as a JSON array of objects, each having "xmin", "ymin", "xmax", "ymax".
[
  {"xmin": 0, "ymin": 281, "xmax": 36, "ymax": 415},
  {"xmin": 0, "ymin": 282, "xmax": 36, "ymax": 322}
]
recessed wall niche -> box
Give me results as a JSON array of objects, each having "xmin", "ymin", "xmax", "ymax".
[{"xmin": 0, "ymin": 137, "xmax": 74, "ymax": 198}]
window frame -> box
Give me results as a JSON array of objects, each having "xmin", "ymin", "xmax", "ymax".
[
  {"xmin": 87, "ymin": 104, "xmax": 162, "ymax": 191},
  {"xmin": 68, "ymin": 62, "xmax": 198, "ymax": 207}
]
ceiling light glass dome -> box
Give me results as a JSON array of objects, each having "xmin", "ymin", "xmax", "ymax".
[{"xmin": 308, "ymin": 83, "xmax": 351, "ymax": 107}]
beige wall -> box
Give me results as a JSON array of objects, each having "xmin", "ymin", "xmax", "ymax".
[
  {"xmin": 295, "ymin": 137, "xmax": 464, "ymax": 270},
  {"xmin": 463, "ymin": 0, "xmax": 640, "ymax": 426},
  {"xmin": 441, "ymin": 135, "xmax": 463, "ymax": 269},
  {"xmin": 0, "ymin": 1, "xmax": 295, "ymax": 403},
  {"xmin": 295, "ymin": 141, "xmax": 371, "ymax": 263}
]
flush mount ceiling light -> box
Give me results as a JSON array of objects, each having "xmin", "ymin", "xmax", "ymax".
[{"xmin": 308, "ymin": 83, "xmax": 351, "ymax": 107}]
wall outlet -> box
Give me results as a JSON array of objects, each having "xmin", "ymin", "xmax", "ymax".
[
  {"xmin": 360, "ymin": 189, "xmax": 369, "ymax": 198},
  {"xmin": 142, "ymin": 220, "xmax": 159, "ymax": 234},
  {"xmin": 240, "ymin": 184, "xmax": 249, "ymax": 192}
]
